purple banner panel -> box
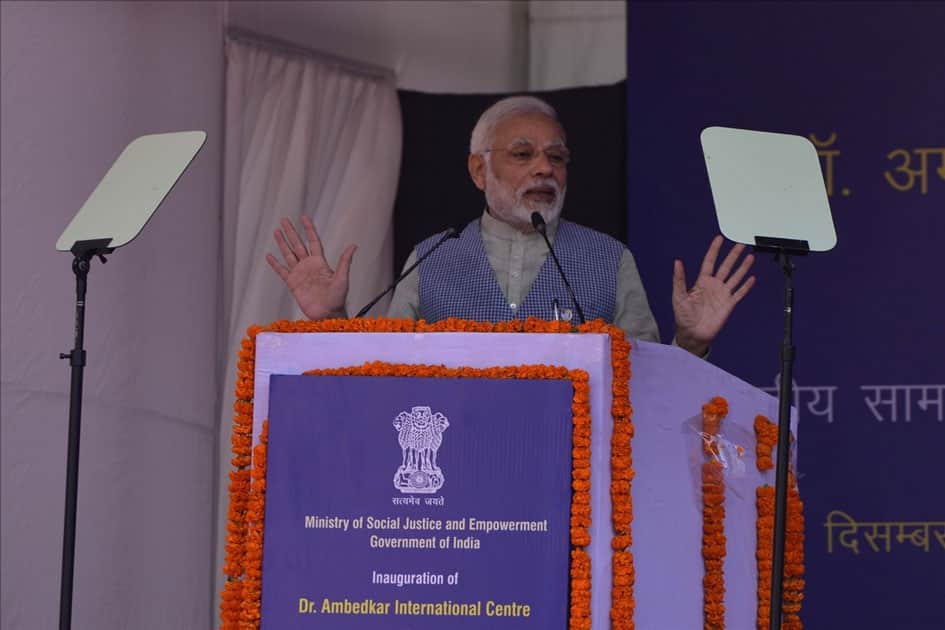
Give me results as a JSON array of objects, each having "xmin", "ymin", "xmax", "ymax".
[
  {"xmin": 260, "ymin": 374, "xmax": 574, "ymax": 629},
  {"xmin": 628, "ymin": 3, "xmax": 945, "ymax": 628}
]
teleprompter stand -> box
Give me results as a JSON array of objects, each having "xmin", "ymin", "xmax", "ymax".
[
  {"xmin": 54, "ymin": 131, "xmax": 206, "ymax": 630},
  {"xmin": 57, "ymin": 238, "xmax": 113, "ymax": 630},
  {"xmin": 754, "ymin": 235, "xmax": 809, "ymax": 630},
  {"xmin": 701, "ymin": 126, "xmax": 837, "ymax": 629}
]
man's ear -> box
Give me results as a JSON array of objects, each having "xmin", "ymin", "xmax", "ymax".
[{"xmin": 468, "ymin": 153, "xmax": 486, "ymax": 191}]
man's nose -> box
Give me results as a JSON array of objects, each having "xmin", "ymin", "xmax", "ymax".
[{"xmin": 531, "ymin": 151, "xmax": 554, "ymax": 176}]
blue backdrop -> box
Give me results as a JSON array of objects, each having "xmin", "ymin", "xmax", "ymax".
[{"xmin": 626, "ymin": 2, "xmax": 945, "ymax": 628}]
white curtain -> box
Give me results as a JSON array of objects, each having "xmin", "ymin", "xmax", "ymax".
[
  {"xmin": 214, "ymin": 35, "xmax": 401, "ymax": 613},
  {"xmin": 528, "ymin": 0, "xmax": 626, "ymax": 90}
]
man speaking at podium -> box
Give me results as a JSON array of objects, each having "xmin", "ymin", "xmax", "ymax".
[{"xmin": 266, "ymin": 96, "xmax": 756, "ymax": 357}]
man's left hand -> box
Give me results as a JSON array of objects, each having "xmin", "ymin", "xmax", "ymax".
[{"xmin": 672, "ymin": 235, "xmax": 756, "ymax": 357}]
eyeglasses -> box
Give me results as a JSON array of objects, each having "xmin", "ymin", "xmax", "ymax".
[{"xmin": 484, "ymin": 143, "xmax": 571, "ymax": 168}]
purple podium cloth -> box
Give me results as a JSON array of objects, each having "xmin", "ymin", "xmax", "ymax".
[
  {"xmin": 628, "ymin": 340, "xmax": 797, "ymax": 630},
  {"xmin": 253, "ymin": 332, "xmax": 797, "ymax": 630}
]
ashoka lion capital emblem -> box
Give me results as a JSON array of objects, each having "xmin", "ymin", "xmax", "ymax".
[{"xmin": 393, "ymin": 406, "xmax": 449, "ymax": 494}]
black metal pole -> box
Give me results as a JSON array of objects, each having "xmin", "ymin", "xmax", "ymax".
[
  {"xmin": 58, "ymin": 254, "xmax": 92, "ymax": 630},
  {"xmin": 769, "ymin": 250, "xmax": 796, "ymax": 630}
]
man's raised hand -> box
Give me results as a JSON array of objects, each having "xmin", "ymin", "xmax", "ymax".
[
  {"xmin": 671, "ymin": 235, "xmax": 756, "ymax": 357},
  {"xmin": 266, "ymin": 216, "xmax": 356, "ymax": 320}
]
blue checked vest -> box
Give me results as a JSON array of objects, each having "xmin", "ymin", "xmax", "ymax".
[{"xmin": 416, "ymin": 218, "xmax": 623, "ymax": 324}]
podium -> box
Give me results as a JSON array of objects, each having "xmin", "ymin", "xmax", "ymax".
[{"xmin": 221, "ymin": 320, "xmax": 799, "ymax": 630}]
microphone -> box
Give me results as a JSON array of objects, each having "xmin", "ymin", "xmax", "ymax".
[
  {"xmin": 354, "ymin": 227, "xmax": 459, "ymax": 317},
  {"xmin": 531, "ymin": 212, "xmax": 586, "ymax": 324}
]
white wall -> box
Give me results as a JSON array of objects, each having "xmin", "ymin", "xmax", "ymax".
[
  {"xmin": 528, "ymin": 0, "xmax": 626, "ymax": 90},
  {"xmin": 0, "ymin": 2, "xmax": 223, "ymax": 629},
  {"xmin": 226, "ymin": 0, "xmax": 529, "ymax": 93},
  {"xmin": 226, "ymin": 1, "xmax": 627, "ymax": 92}
]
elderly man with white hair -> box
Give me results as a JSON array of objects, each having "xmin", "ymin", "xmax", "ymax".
[{"xmin": 267, "ymin": 95, "xmax": 755, "ymax": 357}]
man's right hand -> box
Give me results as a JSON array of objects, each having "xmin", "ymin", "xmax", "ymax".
[{"xmin": 266, "ymin": 216, "xmax": 357, "ymax": 320}]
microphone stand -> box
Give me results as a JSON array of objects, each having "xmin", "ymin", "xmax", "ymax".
[
  {"xmin": 530, "ymin": 213, "xmax": 586, "ymax": 324},
  {"xmin": 355, "ymin": 227, "xmax": 458, "ymax": 317},
  {"xmin": 58, "ymin": 238, "xmax": 113, "ymax": 630}
]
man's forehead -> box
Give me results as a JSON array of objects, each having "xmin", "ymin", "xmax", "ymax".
[
  {"xmin": 508, "ymin": 136, "xmax": 567, "ymax": 148},
  {"xmin": 493, "ymin": 113, "xmax": 565, "ymax": 145}
]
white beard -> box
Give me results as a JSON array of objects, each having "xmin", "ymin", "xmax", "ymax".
[{"xmin": 484, "ymin": 162, "xmax": 565, "ymax": 230}]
